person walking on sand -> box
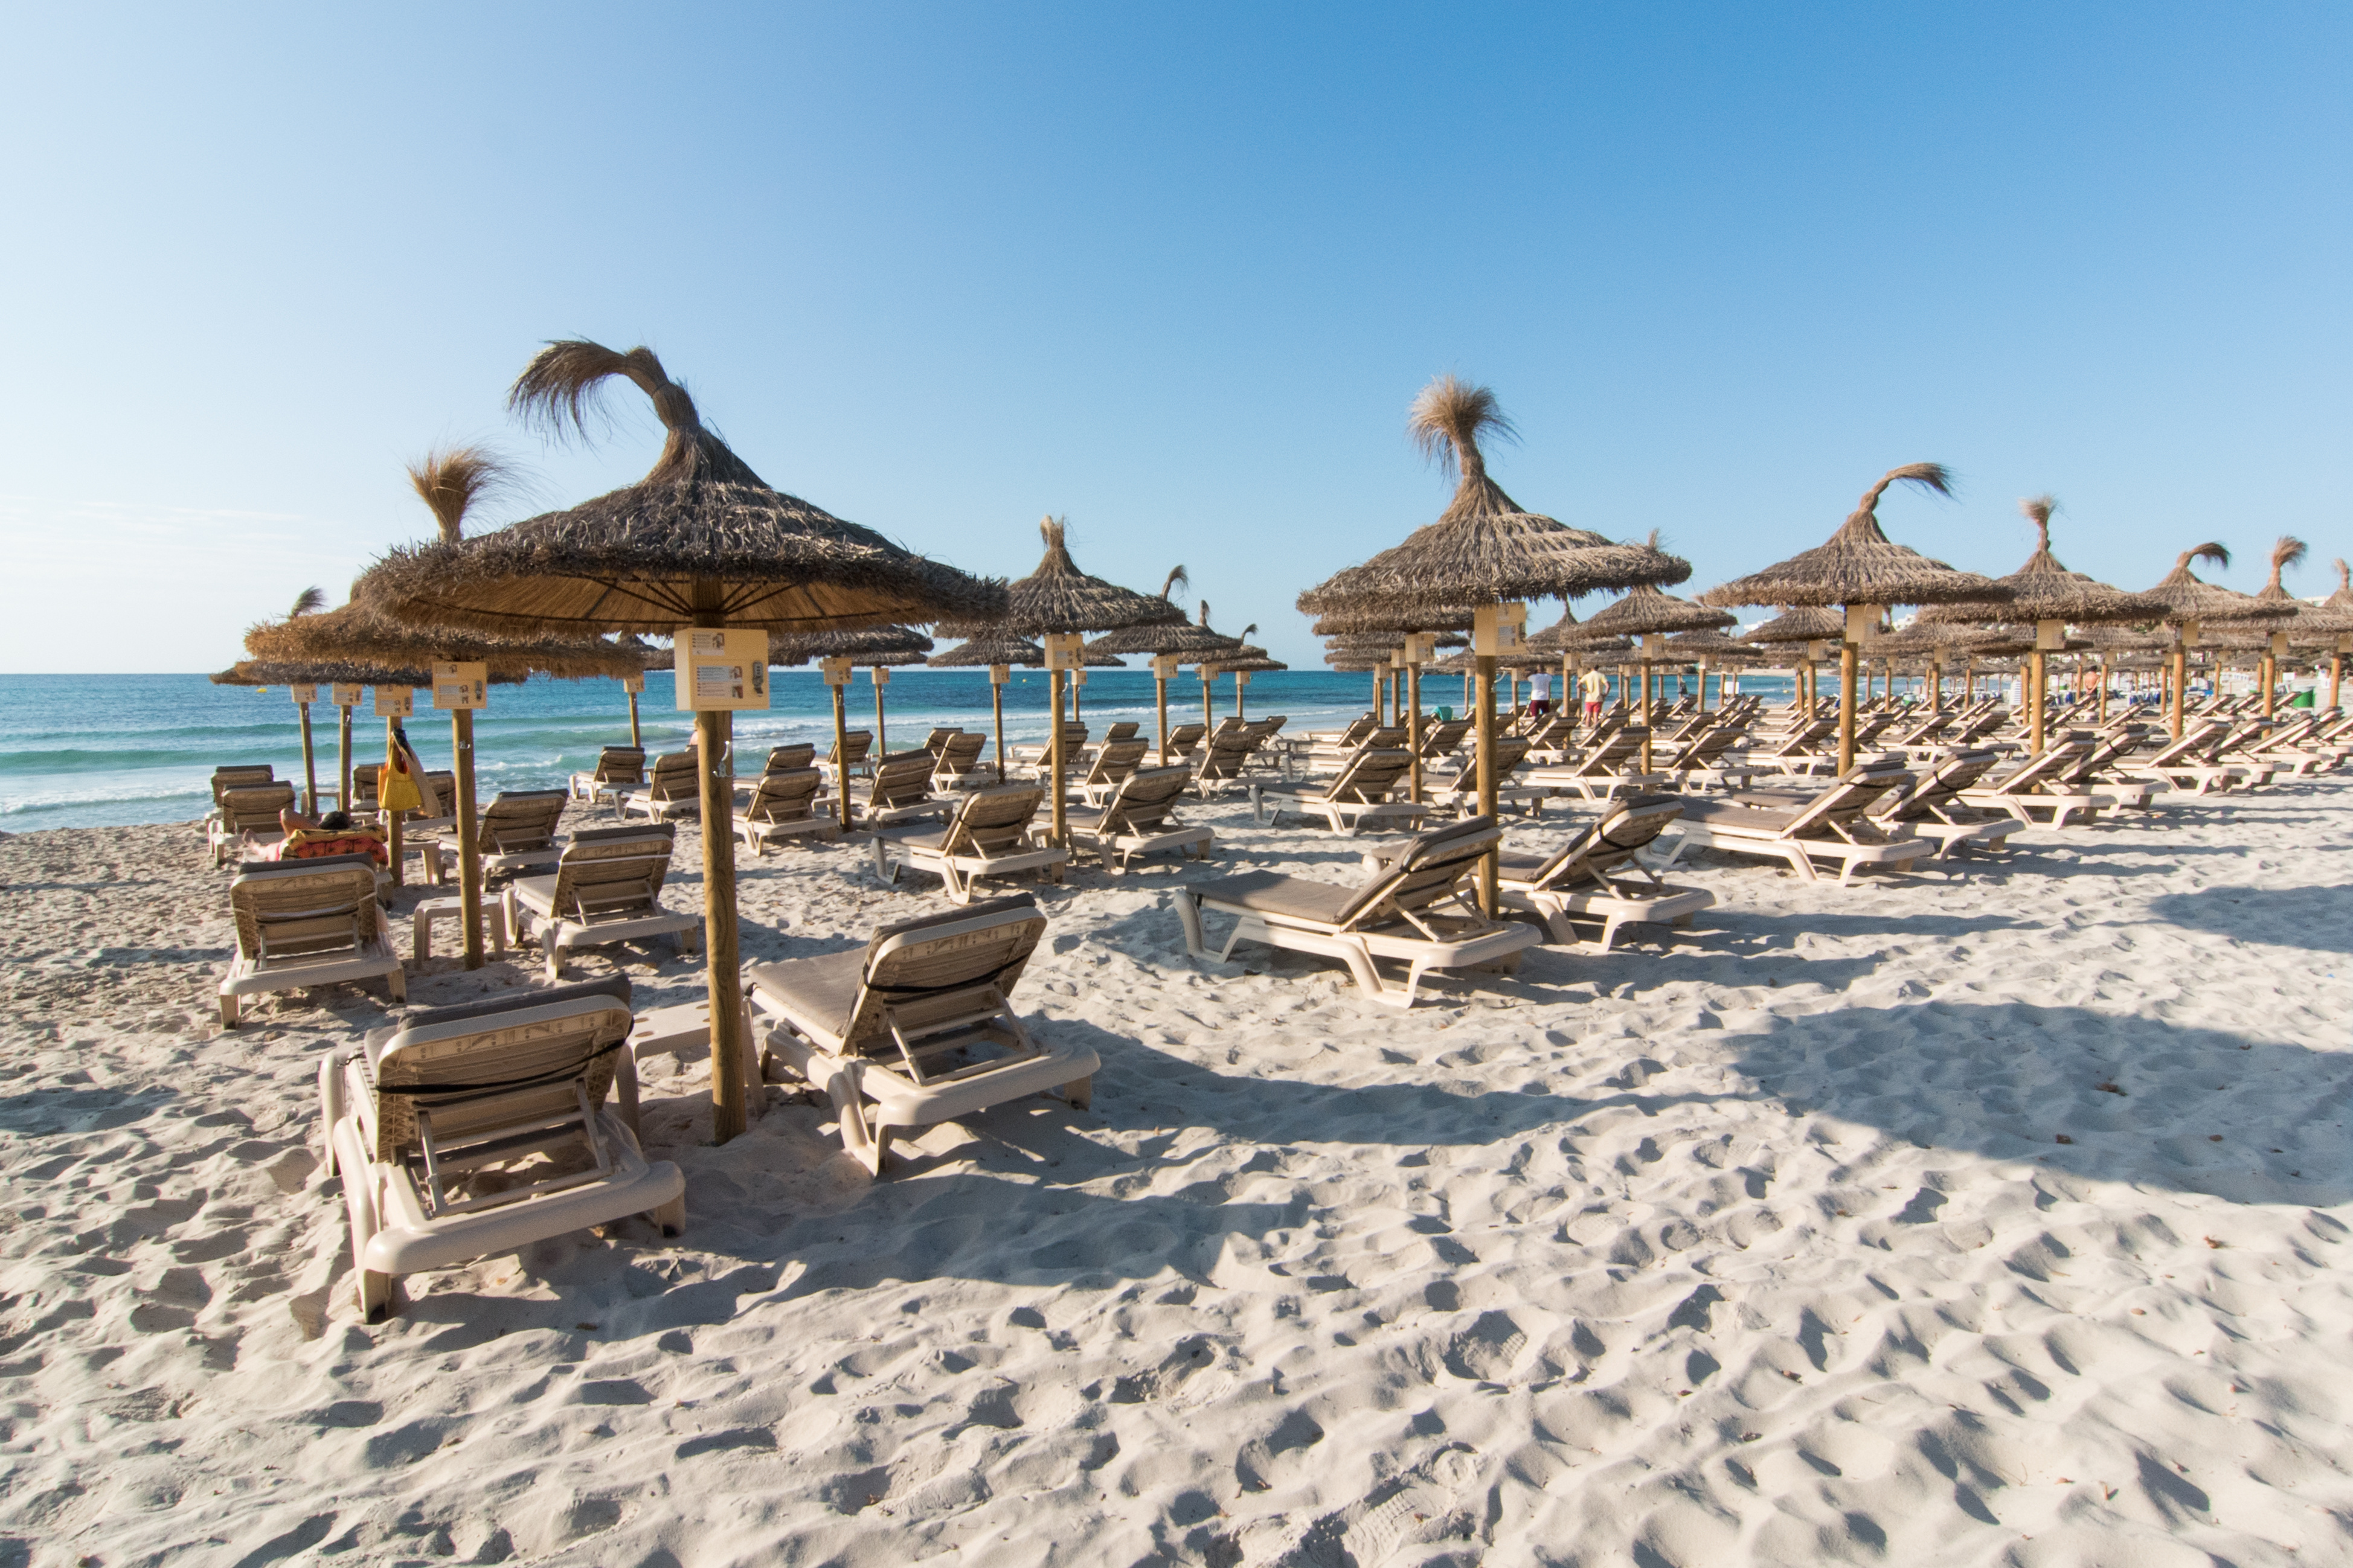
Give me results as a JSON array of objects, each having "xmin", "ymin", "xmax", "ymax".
[
  {"xmin": 1527, "ymin": 668, "xmax": 1553, "ymax": 718},
  {"xmin": 1579, "ymin": 667, "xmax": 1608, "ymax": 723}
]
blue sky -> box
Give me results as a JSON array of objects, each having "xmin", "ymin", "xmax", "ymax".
[{"xmin": 2, "ymin": 4, "xmax": 2346, "ymax": 670}]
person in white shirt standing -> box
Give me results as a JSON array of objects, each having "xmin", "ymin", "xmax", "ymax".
[{"xmin": 1526, "ymin": 668, "xmax": 1552, "ymax": 717}]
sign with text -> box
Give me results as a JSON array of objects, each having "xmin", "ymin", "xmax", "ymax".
[
  {"xmin": 622, "ymin": 673, "xmax": 646, "ymax": 695},
  {"xmin": 2035, "ymin": 619, "xmax": 2069, "ymax": 652},
  {"xmin": 1042, "ymin": 633, "xmax": 1086, "ymax": 672},
  {"xmin": 871, "ymin": 666, "xmax": 890, "ymax": 687},
  {"xmin": 1844, "ymin": 604, "xmax": 1887, "ymax": 647},
  {"xmin": 675, "ymin": 628, "xmax": 770, "ymax": 711},
  {"xmin": 372, "ymin": 686, "xmax": 414, "ymax": 718},
  {"xmin": 1151, "ymin": 653, "xmax": 1182, "ymax": 680},
  {"xmin": 288, "ymin": 684, "xmax": 318, "ymax": 704},
  {"xmin": 432, "ymin": 661, "xmax": 489, "ymax": 710},
  {"xmin": 1404, "ymin": 633, "xmax": 1436, "ymax": 665},
  {"xmin": 1472, "ymin": 602, "xmax": 1527, "ymax": 656},
  {"xmin": 989, "ymin": 663, "xmax": 1013, "ymax": 685},
  {"xmin": 820, "ymin": 656, "xmax": 854, "ymax": 687},
  {"xmin": 330, "ymin": 683, "xmax": 363, "ymax": 708}
]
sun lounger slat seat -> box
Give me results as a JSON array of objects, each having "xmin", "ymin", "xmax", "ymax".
[
  {"xmin": 748, "ymin": 895, "xmax": 1097, "ymax": 1173},
  {"xmin": 318, "ymin": 976, "xmax": 684, "ymax": 1319},
  {"xmin": 220, "ymin": 856, "xmax": 405, "ymax": 1025},
  {"xmin": 1174, "ymin": 816, "xmax": 1539, "ymax": 1008}
]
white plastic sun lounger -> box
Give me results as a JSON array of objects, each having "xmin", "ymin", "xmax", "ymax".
[
  {"xmin": 1251, "ymin": 747, "xmax": 1424, "ymax": 833},
  {"xmin": 1496, "ymin": 795, "xmax": 1712, "ymax": 950},
  {"xmin": 1173, "ymin": 815, "xmax": 1539, "ymax": 1008},
  {"xmin": 747, "ymin": 895, "xmax": 1096, "ymax": 1174},
  {"xmin": 318, "ymin": 976, "xmax": 684, "ymax": 1320},
  {"xmin": 617, "ymin": 751, "xmax": 701, "ymax": 824},
  {"xmin": 1064, "ymin": 764, "xmax": 1214, "ymax": 871},
  {"xmin": 427, "ymin": 788, "xmax": 570, "ymax": 885},
  {"xmin": 569, "ymin": 746, "xmax": 646, "ymax": 805},
  {"xmin": 219, "ymin": 854, "xmax": 406, "ymax": 1026},
  {"xmin": 504, "ymin": 824, "xmax": 701, "ymax": 981},
  {"xmin": 211, "ymin": 781, "xmax": 297, "ymax": 867},
  {"xmin": 1652, "ymin": 764, "xmax": 1930, "ymax": 885},
  {"xmin": 1741, "ymin": 749, "xmax": 2022, "ymax": 860},
  {"xmin": 873, "ymin": 783, "xmax": 1069, "ymax": 904},
  {"xmin": 733, "ymin": 767, "xmax": 839, "ymax": 854},
  {"xmin": 1957, "ymin": 740, "xmax": 2107, "ymax": 828}
]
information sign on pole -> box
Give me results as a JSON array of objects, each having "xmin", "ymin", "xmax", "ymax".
[
  {"xmin": 675, "ymin": 628, "xmax": 771, "ymax": 711},
  {"xmin": 372, "ymin": 686, "xmax": 415, "ymax": 718},
  {"xmin": 820, "ymin": 656, "xmax": 854, "ymax": 687},
  {"xmin": 622, "ymin": 673, "xmax": 646, "ymax": 695},
  {"xmin": 432, "ymin": 662, "xmax": 489, "ymax": 710},
  {"xmin": 330, "ymin": 683, "xmax": 362, "ymax": 708},
  {"xmin": 1472, "ymin": 602, "xmax": 1527, "ymax": 656},
  {"xmin": 1151, "ymin": 653, "xmax": 1181, "ymax": 680},
  {"xmin": 872, "ymin": 665, "xmax": 891, "ymax": 687},
  {"xmin": 989, "ymin": 664, "xmax": 1012, "ymax": 686},
  {"xmin": 289, "ymin": 684, "xmax": 318, "ymax": 704},
  {"xmin": 1844, "ymin": 604, "xmax": 1886, "ymax": 647},
  {"xmin": 1042, "ymin": 633, "xmax": 1085, "ymax": 671}
]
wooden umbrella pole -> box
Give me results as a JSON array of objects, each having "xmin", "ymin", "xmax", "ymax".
[
  {"xmin": 1154, "ymin": 674, "xmax": 1169, "ymax": 764},
  {"xmin": 2097, "ymin": 655, "xmax": 2109, "ymax": 723},
  {"xmin": 297, "ymin": 701, "xmax": 318, "ymax": 815},
  {"xmin": 1638, "ymin": 661, "xmax": 1653, "ymax": 772},
  {"xmin": 873, "ymin": 670, "xmax": 888, "ymax": 755},
  {"xmin": 696, "ymin": 706, "xmax": 748, "ymax": 1144},
  {"xmin": 1836, "ymin": 638, "xmax": 1859, "ymax": 776},
  {"xmin": 993, "ymin": 682, "xmax": 1007, "ymax": 784},
  {"xmin": 384, "ymin": 718, "xmax": 403, "ymax": 887},
  {"xmin": 628, "ymin": 688, "xmax": 641, "ymax": 749},
  {"xmin": 1407, "ymin": 660, "xmax": 1424, "ymax": 803},
  {"xmin": 1049, "ymin": 667, "xmax": 1068, "ymax": 848},
  {"xmin": 2261, "ymin": 651, "xmax": 2276, "ymax": 718},
  {"xmin": 336, "ymin": 702, "xmax": 353, "ymax": 811},
  {"xmin": 2171, "ymin": 645, "xmax": 2186, "ymax": 740},
  {"xmin": 2029, "ymin": 650, "xmax": 2047, "ymax": 755},
  {"xmin": 1203, "ymin": 675, "xmax": 1213, "ymax": 734},
  {"xmin": 1475, "ymin": 653, "xmax": 1499, "ymax": 915},
  {"xmin": 452, "ymin": 707, "xmax": 484, "ymax": 970},
  {"xmin": 2332, "ymin": 651, "xmax": 2343, "ymax": 712},
  {"xmin": 832, "ymin": 683, "xmax": 852, "ymax": 828}
]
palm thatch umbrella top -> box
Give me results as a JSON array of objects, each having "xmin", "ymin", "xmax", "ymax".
[
  {"xmin": 361, "ymin": 341, "xmax": 1006, "ymax": 634},
  {"xmin": 1739, "ymin": 606, "xmax": 1847, "ymax": 645},
  {"xmin": 1916, "ymin": 498, "xmax": 2171, "ymax": 627},
  {"xmin": 945, "ymin": 517, "xmax": 1184, "ymax": 638},
  {"xmin": 1297, "ymin": 377, "xmax": 1689, "ymax": 618},
  {"xmin": 1309, "ymin": 606, "xmax": 1478, "ymax": 636},
  {"xmin": 929, "ymin": 630, "xmax": 1045, "ymax": 668},
  {"xmin": 1083, "ymin": 567, "xmax": 1221, "ymax": 656},
  {"xmin": 770, "ymin": 624, "xmax": 935, "ymax": 667},
  {"xmin": 211, "ymin": 658, "xmax": 519, "ymax": 690},
  {"xmin": 2326, "ymin": 557, "xmax": 2353, "ymax": 615},
  {"xmin": 1660, "ymin": 629, "xmax": 1763, "ymax": 661},
  {"xmin": 2248, "ymin": 536, "xmax": 2353, "ymax": 639},
  {"xmin": 246, "ymin": 600, "xmax": 652, "ymax": 681},
  {"xmin": 1564, "ymin": 580, "xmax": 1735, "ymax": 640},
  {"xmin": 1699, "ymin": 465, "xmax": 2010, "ymax": 610},
  {"xmin": 2138, "ymin": 542, "xmax": 2296, "ymax": 624}
]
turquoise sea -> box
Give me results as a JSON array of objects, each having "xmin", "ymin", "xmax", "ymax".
[{"xmin": 0, "ymin": 667, "xmax": 1804, "ymax": 833}]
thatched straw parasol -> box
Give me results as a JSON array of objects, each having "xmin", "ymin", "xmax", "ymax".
[
  {"xmin": 1201, "ymin": 626, "xmax": 1286, "ymax": 722},
  {"xmin": 941, "ymin": 517, "xmax": 1181, "ymax": 846},
  {"xmin": 1562, "ymin": 578, "xmax": 1735, "ymax": 764},
  {"xmin": 774, "ymin": 624, "xmax": 934, "ymax": 772},
  {"xmin": 359, "ymin": 342, "xmax": 1006, "ymax": 1145},
  {"xmin": 227, "ymin": 587, "xmax": 338, "ymax": 814},
  {"xmin": 1083, "ymin": 568, "xmax": 1223, "ymax": 759},
  {"xmin": 257, "ymin": 451, "xmax": 655, "ymax": 974},
  {"xmin": 1658, "ymin": 628, "xmax": 1761, "ymax": 709},
  {"xmin": 211, "ymin": 650, "xmax": 522, "ymax": 821},
  {"xmin": 1739, "ymin": 607, "xmax": 1849, "ymax": 715},
  {"xmin": 2134, "ymin": 542, "xmax": 2295, "ymax": 737},
  {"xmin": 928, "ymin": 629, "xmax": 1045, "ymax": 783},
  {"xmin": 1914, "ymin": 498, "xmax": 2171, "ymax": 750},
  {"xmin": 1297, "ymin": 378, "xmax": 1687, "ymax": 896},
  {"xmin": 2247, "ymin": 536, "xmax": 2353, "ymax": 715},
  {"xmin": 1700, "ymin": 464, "xmax": 2009, "ymax": 772},
  {"xmin": 2313, "ymin": 558, "xmax": 2353, "ymax": 710}
]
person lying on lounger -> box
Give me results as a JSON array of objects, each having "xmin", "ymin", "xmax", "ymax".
[{"xmin": 267, "ymin": 808, "xmax": 389, "ymax": 866}]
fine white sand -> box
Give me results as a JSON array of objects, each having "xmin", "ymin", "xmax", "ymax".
[{"xmin": 3, "ymin": 772, "xmax": 2351, "ymax": 1566}]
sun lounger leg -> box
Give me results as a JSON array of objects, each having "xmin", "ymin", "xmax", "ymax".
[
  {"xmin": 1249, "ymin": 784, "xmax": 1266, "ymax": 824},
  {"xmin": 218, "ymin": 990, "xmax": 240, "ymax": 1028},
  {"xmin": 1174, "ymin": 891, "xmax": 1208, "ymax": 958},
  {"xmin": 615, "ymin": 1046, "xmax": 643, "ymax": 1139},
  {"xmin": 385, "ymin": 968, "xmax": 405, "ymax": 1006},
  {"xmin": 1542, "ymin": 908, "xmax": 1579, "ymax": 946},
  {"xmin": 1058, "ymin": 1074, "xmax": 1092, "ymax": 1110},
  {"xmin": 652, "ymin": 1194, "xmax": 685, "ymax": 1235},
  {"xmin": 1782, "ymin": 846, "xmax": 1816, "ymax": 882}
]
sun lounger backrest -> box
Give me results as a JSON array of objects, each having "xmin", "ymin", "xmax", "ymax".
[
  {"xmin": 937, "ymin": 784, "xmax": 1045, "ymax": 858},
  {"xmin": 221, "ymin": 783, "xmax": 297, "ymax": 834},
  {"xmin": 211, "ymin": 766, "xmax": 276, "ymax": 807},
  {"xmin": 1321, "ymin": 747, "xmax": 1411, "ymax": 803},
  {"xmin": 919, "ymin": 728, "xmax": 958, "ymax": 755},
  {"xmin": 642, "ymin": 752, "xmax": 698, "ymax": 802},
  {"xmin": 1104, "ymin": 722, "xmax": 1141, "ymax": 743},
  {"xmin": 1164, "ymin": 723, "xmax": 1207, "ymax": 757},
  {"xmin": 830, "ymin": 731, "xmax": 874, "ymax": 767},
  {"xmin": 1083, "ymin": 739, "xmax": 1151, "ymax": 787},
  {"xmin": 591, "ymin": 747, "xmax": 647, "ymax": 786},
  {"xmin": 2140, "ymin": 722, "xmax": 2224, "ymax": 767},
  {"xmin": 869, "ymin": 750, "xmax": 939, "ymax": 807},
  {"xmin": 1518, "ymin": 795, "xmax": 1685, "ymax": 887},
  {"xmin": 934, "ymin": 733, "xmax": 987, "ymax": 773},
  {"xmin": 368, "ymin": 977, "xmax": 635, "ymax": 1160},
  {"xmin": 1988, "ymin": 742, "xmax": 2087, "ymax": 795},
  {"xmin": 228, "ymin": 860, "xmax": 384, "ymax": 962},
  {"xmin": 1335, "ymin": 715, "xmax": 1378, "ymax": 747},
  {"xmin": 1098, "ymin": 766, "xmax": 1194, "ymax": 833},
  {"xmin": 1773, "ymin": 766, "xmax": 1915, "ymax": 837},
  {"xmin": 548, "ymin": 824, "xmax": 676, "ymax": 923},
  {"xmin": 744, "ymin": 768, "xmax": 824, "ymax": 823},
  {"xmin": 1881, "ymin": 749, "xmax": 1999, "ymax": 819},
  {"xmin": 1342, "ymin": 815, "xmax": 1504, "ymax": 928},
  {"xmin": 1576, "ymin": 729, "xmax": 1646, "ymax": 773},
  {"xmin": 1195, "ymin": 732, "xmax": 1254, "ymax": 779},
  {"xmin": 478, "ymin": 790, "xmax": 569, "ymax": 853},
  {"xmin": 348, "ymin": 764, "xmax": 382, "ymax": 809},
  {"xmin": 838, "ymin": 895, "xmax": 1048, "ymax": 1048},
  {"xmin": 763, "ymin": 744, "xmax": 817, "ymax": 774},
  {"xmin": 1419, "ymin": 718, "xmax": 1472, "ymax": 757}
]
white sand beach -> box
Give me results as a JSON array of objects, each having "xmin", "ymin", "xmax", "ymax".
[{"xmin": 3, "ymin": 778, "xmax": 2351, "ymax": 1566}]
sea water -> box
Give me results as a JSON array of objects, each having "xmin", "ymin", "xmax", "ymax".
[{"xmin": 0, "ymin": 667, "xmax": 1806, "ymax": 833}]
